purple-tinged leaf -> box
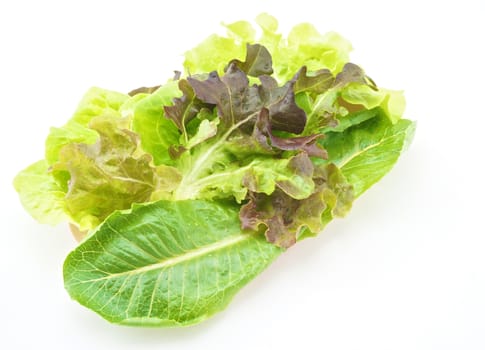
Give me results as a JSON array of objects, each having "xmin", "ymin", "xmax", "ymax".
[
  {"xmin": 294, "ymin": 66, "xmax": 334, "ymax": 95},
  {"xmin": 188, "ymin": 61, "xmax": 307, "ymax": 134},
  {"xmin": 188, "ymin": 64, "xmax": 262, "ymax": 129},
  {"xmin": 128, "ymin": 85, "xmax": 161, "ymax": 96},
  {"xmin": 259, "ymin": 75, "xmax": 307, "ymax": 133},
  {"xmin": 164, "ymin": 79, "xmax": 209, "ymax": 133},
  {"xmin": 228, "ymin": 43, "xmax": 273, "ymax": 77},
  {"xmin": 240, "ymin": 163, "xmax": 353, "ymax": 248},
  {"xmin": 254, "ymin": 108, "xmax": 327, "ymax": 158},
  {"xmin": 334, "ymin": 62, "xmax": 377, "ymax": 90}
]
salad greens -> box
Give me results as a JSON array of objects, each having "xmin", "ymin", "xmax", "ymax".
[
  {"xmin": 13, "ymin": 14, "xmax": 415, "ymax": 327},
  {"xmin": 64, "ymin": 199, "xmax": 281, "ymax": 326}
]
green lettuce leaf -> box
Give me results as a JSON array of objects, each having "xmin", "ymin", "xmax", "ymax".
[
  {"xmin": 70, "ymin": 87, "xmax": 129, "ymax": 126},
  {"xmin": 53, "ymin": 116, "xmax": 175, "ymax": 229},
  {"xmin": 64, "ymin": 199, "xmax": 282, "ymax": 326},
  {"xmin": 177, "ymin": 152, "xmax": 316, "ymax": 203},
  {"xmin": 132, "ymin": 81, "xmax": 182, "ymax": 165},
  {"xmin": 45, "ymin": 122, "xmax": 99, "ymax": 165},
  {"xmin": 184, "ymin": 35, "xmax": 246, "ymax": 76},
  {"xmin": 340, "ymin": 83, "xmax": 405, "ymax": 124},
  {"xmin": 282, "ymin": 23, "xmax": 351, "ymax": 78},
  {"xmin": 44, "ymin": 87, "xmax": 130, "ymax": 165},
  {"xmin": 184, "ymin": 118, "xmax": 219, "ymax": 149},
  {"xmin": 321, "ymin": 112, "xmax": 416, "ymax": 197},
  {"xmin": 17, "ymin": 87, "xmax": 157, "ymax": 227},
  {"xmin": 184, "ymin": 14, "xmax": 352, "ymax": 83},
  {"xmin": 13, "ymin": 160, "xmax": 69, "ymax": 225}
]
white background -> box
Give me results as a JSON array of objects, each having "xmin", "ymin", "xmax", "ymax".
[{"xmin": 1, "ymin": 0, "xmax": 484, "ymax": 349}]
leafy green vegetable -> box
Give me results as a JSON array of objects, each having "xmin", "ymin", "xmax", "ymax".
[
  {"xmin": 69, "ymin": 87, "xmax": 129, "ymax": 126},
  {"xmin": 187, "ymin": 63, "xmax": 307, "ymax": 133},
  {"xmin": 45, "ymin": 122, "xmax": 99, "ymax": 165},
  {"xmin": 64, "ymin": 200, "xmax": 281, "ymax": 326},
  {"xmin": 163, "ymin": 79, "xmax": 209, "ymax": 141},
  {"xmin": 52, "ymin": 116, "xmax": 167, "ymax": 230},
  {"xmin": 229, "ymin": 43, "xmax": 274, "ymax": 77},
  {"xmin": 13, "ymin": 160, "xmax": 69, "ymax": 225},
  {"xmin": 294, "ymin": 66, "xmax": 334, "ymax": 95},
  {"xmin": 240, "ymin": 162, "xmax": 352, "ymax": 248},
  {"xmin": 320, "ymin": 113, "xmax": 416, "ymax": 197},
  {"xmin": 132, "ymin": 81, "xmax": 181, "ymax": 165},
  {"xmin": 185, "ymin": 13, "xmax": 352, "ymax": 82},
  {"xmin": 14, "ymin": 14, "xmax": 414, "ymax": 327},
  {"xmin": 44, "ymin": 87, "xmax": 130, "ymax": 166}
]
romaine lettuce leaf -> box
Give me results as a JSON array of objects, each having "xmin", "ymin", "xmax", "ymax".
[
  {"xmin": 64, "ymin": 199, "xmax": 282, "ymax": 326},
  {"xmin": 321, "ymin": 113, "xmax": 415, "ymax": 197}
]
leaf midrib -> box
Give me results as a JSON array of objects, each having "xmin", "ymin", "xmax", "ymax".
[
  {"xmin": 72, "ymin": 233, "xmax": 253, "ymax": 284},
  {"xmin": 338, "ymin": 128, "xmax": 407, "ymax": 168},
  {"xmin": 246, "ymin": 44, "xmax": 263, "ymax": 75}
]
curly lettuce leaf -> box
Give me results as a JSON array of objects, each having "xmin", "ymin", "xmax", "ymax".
[
  {"xmin": 70, "ymin": 87, "xmax": 129, "ymax": 126},
  {"xmin": 341, "ymin": 84, "xmax": 405, "ymax": 124},
  {"xmin": 13, "ymin": 160, "xmax": 69, "ymax": 225},
  {"xmin": 52, "ymin": 116, "xmax": 178, "ymax": 229},
  {"xmin": 16, "ymin": 87, "xmax": 161, "ymax": 227},
  {"xmin": 241, "ymin": 188, "xmax": 324, "ymax": 248},
  {"xmin": 187, "ymin": 64, "xmax": 263, "ymax": 130},
  {"xmin": 163, "ymin": 79, "xmax": 209, "ymax": 140},
  {"xmin": 184, "ymin": 14, "xmax": 352, "ymax": 83},
  {"xmin": 44, "ymin": 87, "xmax": 131, "ymax": 165},
  {"xmin": 184, "ymin": 34, "xmax": 246, "ymax": 76},
  {"xmin": 228, "ymin": 43, "xmax": 273, "ymax": 77},
  {"xmin": 177, "ymin": 152, "xmax": 316, "ymax": 203},
  {"xmin": 45, "ymin": 122, "xmax": 99, "ymax": 165},
  {"xmin": 283, "ymin": 23, "xmax": 351, "ymax": 78},
  {"xmin": 253, "ymin": 108, "xmax": 326, "ymax": 158},
  {"xmin": 297, "ymin": 62, "xmax": 403, "ymax": 138},
  {"xmin": 240, "ymin": 162, "xmax": 353, "ymax": 248},
  {"xmin": 294, "ymin": 66, "xmax": 334, "ymax": 95},
  {"xmin": 187, "ymin": 63, "xmax": 310, "ymax": 135},
  {"xmin": 171, "ymin": 64, "xmax": 326, "ymax": 203}
]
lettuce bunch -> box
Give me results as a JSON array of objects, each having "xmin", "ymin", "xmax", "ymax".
[{"xmin": 14, "ymin": 14, "xmax": 414, "ymax": 327}]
